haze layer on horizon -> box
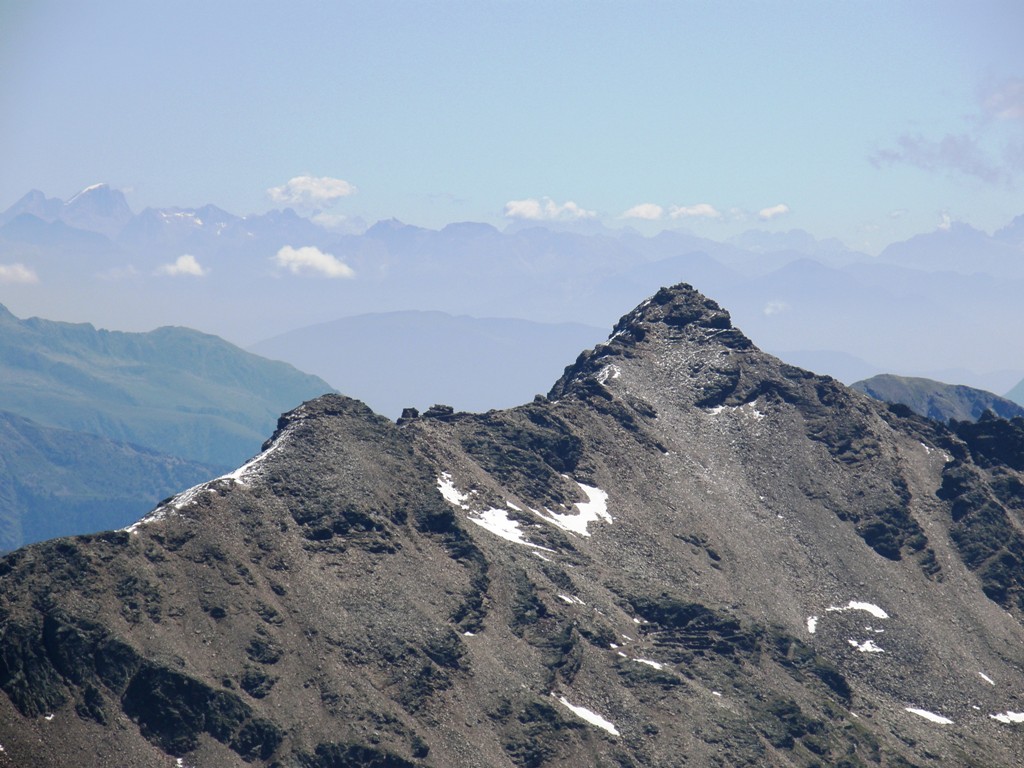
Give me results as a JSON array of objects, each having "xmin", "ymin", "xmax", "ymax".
[{"xmin": 2, "ymin": 0, "xmax": 1022, "ymax": 253}]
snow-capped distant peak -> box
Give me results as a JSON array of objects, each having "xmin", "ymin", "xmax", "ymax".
[{"xmin": 66, "ymin": 183, "xmax": 108, "ymax": 204}]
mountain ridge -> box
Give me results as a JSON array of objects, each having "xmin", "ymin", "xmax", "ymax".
[
  {"xmin": 1, "ymin": 283, "xmax": 1023, "ymax": 766},
  {"xmin": 851, "ymin": 373, "xmax": 1024, "ymax": 423},
  {"xmin": 0, "ymin": 302, "xmax": 334, "ymax": 467}
]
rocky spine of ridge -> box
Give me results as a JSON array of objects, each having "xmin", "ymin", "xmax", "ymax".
[{"xmin": 1, "ymin": 284, "xmax": 1024, "ymax": 767}]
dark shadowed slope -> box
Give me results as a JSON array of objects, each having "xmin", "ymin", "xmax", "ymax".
[
  {"xmin": 1, "ymin": 285, "xmax": 1023, "ymax": 767},
  {"xmin": 0, "ymin": 411, "xmax": 218, "ymax": 551},
  {"xmin": 852, "ymin": 373, "xmax": 1024, "ymax": 423}
]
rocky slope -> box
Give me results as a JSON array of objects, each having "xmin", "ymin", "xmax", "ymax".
[
  {"xmin": 851, "ymin": 373, "xmax": 1024, "ymax": 423},
  {"xmin": 1, "ymin": 284, "xmax": 1023, "ymax": 767}
]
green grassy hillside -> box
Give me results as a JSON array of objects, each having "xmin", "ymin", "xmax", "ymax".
[{"xmin": 0, "ymin": 304, "xmax": 334, "ymax": 467}]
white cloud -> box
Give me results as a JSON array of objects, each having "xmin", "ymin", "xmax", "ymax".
[
  {"xmin": 669, "ymin": 203, "xmax": 721, "ymax": 219},
  {"xmin": 938, "ymin": 212, "xmax": 952, "ymax": 231},
  {"xmin": 267, "ymin": 175, "xmax": 357, "ymax": 208},
  {"xmin": 758, "ymin": 203, "xmax": 791, "ymax": 220},
  {"xmin": 503, "ymin": 197, "xmax": 596, "ymax": 221},
  {"xmin": 274, "ymin": 245, "xmax": 355, "ymax": 278},
  {"xmin": 763, "ymin": 300, "xmax": 790, "ymax": 316},
  {"xmin": 622, "ymin": 203, "xmax": 664, "ymax": 220},
  {"xmin": 0, "ymin": 263, "xmax": 38, "ymax": 283},
  {"xmin": 156, "ymin": 254, "xmax": 207, "ymax": 277}
]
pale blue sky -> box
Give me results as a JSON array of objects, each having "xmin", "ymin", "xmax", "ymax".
[{"xmin": 2, "ymin": 0, "xmax": 1022, "ymax": 251}]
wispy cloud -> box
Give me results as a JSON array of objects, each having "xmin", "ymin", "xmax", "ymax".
[
  {"xmin": 267, "ymin": 175, "xmax": 357, "ymax": 208},
  {"xmin": 621, "ymin": 203, "xmax": 664, "ymax": 220},
  {"xmin": 0, "ymin": 263, "xmax": 38, "ymax": 284},
  {"xmin": 670, "ymin": 203, "xmax": 721, "ymax": 219},
  {"xmin": 503, "ymin": 197, "xmax": 596, "ymax": 221},
  {"xmin": 763, "ymin": 300, "xmax": 790, "ymax": 316},
  {"xmin": 274, "ymin": 245, "xmax": 355, "ymax": 278},
  {"xmin": 871, "ymin": 78, "xmax": 1024, "ymax": 184},
  {"xmin": 156, "ymin": 254, "xmax": 207, "ymax": 277},
  {"xmin": 758, "ymin": 203, "xmax": 790, "ymax": 220},
  {"xmin": 869, "ymin": 133, "xmax": 1006, "ymax": 184}
]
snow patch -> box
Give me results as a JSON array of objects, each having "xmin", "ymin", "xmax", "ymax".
[
  {"xmin": 806, "ymin": 616, "xmax": 818, "ymax": 634},
  {"xmin": 438, "ymin": 473, "xmax": 553, "ymax": 550},
  {"xmin": 534, "ymin": 481, "xmax": 612, "ymax": 537},
  {"xmin": 124, "ymin": 422, "xmax": 293, "ymax": 533},
  {"xmin": 990, "ymin": 711, "xmax": 1024, "ymax": 724},
  {"xmin": 558, "ymin": 594, "xmax": 585, "ymax": 605},
  {"xmin": 905, "ymin": 708, "xmax": 953, "ymax": 724},
  {"xmin": 554, "ymin": 695, "xmax": 620, "ymax": 736},
  {"xmin": 633, "ymin": 658, "xmax": 664, "ymax": 670},
  {"xmin": 218, "ymin": 437, "xmax": 286, "ymax": 487},
  {"xmin": 978, "ymin": 672, "xmax": 995, "ymax": 685},
  {"xmin": 848, "ymin": 639, "xmax": 884, "ymax": 653},
  {"xmin": 705, "ymin": 402, "xmax": 764, "ymax": 420},
  {"xmin": 437, "ymin": 473, "xmax": 470, "ymax": 509},
  {"xmin": 826, "ymin": 601, "xmax": 889, "ymax": 619},
  {"xmin": 596, "ymin": 364, "xmax": 621, "ymax": 385},
  {"xmin": 467, "ymin": 507, "xmax": 553, "ymax": 551}
]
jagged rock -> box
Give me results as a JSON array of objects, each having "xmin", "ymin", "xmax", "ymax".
[{"xmin": 1, "ymin": 283, "xmax": 1024, "ymax": 766}]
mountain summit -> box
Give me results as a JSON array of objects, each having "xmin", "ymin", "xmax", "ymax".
[{"xmin": 1, "ymin": 283, "xmax": 1023, "ymax": 766}]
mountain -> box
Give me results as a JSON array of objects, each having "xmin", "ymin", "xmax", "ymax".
[
  {"xmin": 4, "ymin": 186, "xmax": 1024, "ymax": 390},
  {"xmin": 1006, "ymin": 376, "xmax": 1024, "ymax": 408},
  {"xmin": 1, "ymin": 284, "xmax": 1023, "ymax": 766},
  {"xmin": 852, "ymin": 374, "xmax": 1024, "ymax": 423},
  {"xmin": 249, "ymin": 312, "xmax": 607, "ymax": 418},
  {"xmin": 0, "ymin": 184, "xmax": 133, "ymax": 239},
  {"xmin": 0, "ymin": 303, "xmax": 333, "ymax": 467},
  {"xmin": 0, "ymin": 189, "xmax": 64, "ymax": 226},
  {"xmin": 877, "ymin": 222, "xmax": 1024, "ymax": 279},
  {"xmin": 60, "ymin": 184, "xmax": 134, "ymax": 238},
  {"xmin": 0, "ymin": 410, "xmax": 218, "ymax": 552}
]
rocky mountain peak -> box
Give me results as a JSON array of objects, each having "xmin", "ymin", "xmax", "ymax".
[
  {"xmin": 2, "ymin": 285, "xmax": 1024, "ymax": 767},
  {"xmin": 548, "ymin": 282, "xmax": 754, "ymax": 402},
  {"xmin": 60, "ymin": 183, "xmax": 134, "ymax": 238}
]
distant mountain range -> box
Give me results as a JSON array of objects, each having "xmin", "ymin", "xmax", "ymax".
[
  {"xmin": 3, "ymin": 185, "xmax": 1024, "ymax": 397},
  {"xmin": 248, "ymin": 311, "xmax": 607, "ymax": 418},
  {"xmin": 0, "ymin": 302, "xmax": 333, "ymax": 548},
  {"xmin": 851, "ymin": 374, "xmax": 1024, "ymax": 423}
]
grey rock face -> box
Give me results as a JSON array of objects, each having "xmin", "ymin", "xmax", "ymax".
[{"xmin": 1, "ymin": 283, "xmax": 1023, "ymax": 766}]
